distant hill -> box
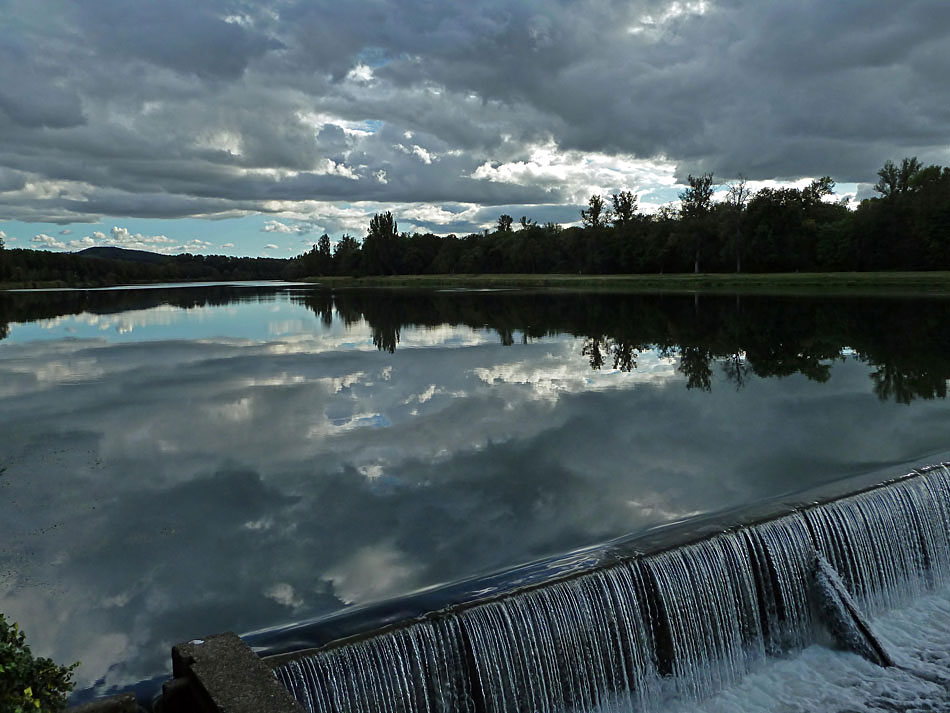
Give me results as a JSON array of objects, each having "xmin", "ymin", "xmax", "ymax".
[{"xmin": 77, "ymin": 246, "xmax": 171, "ymax": 264}]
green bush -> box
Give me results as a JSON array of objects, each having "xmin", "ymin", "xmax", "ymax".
[{"xmin": 0, "ymin": 613, "xmax": 77, "ymax": 713}]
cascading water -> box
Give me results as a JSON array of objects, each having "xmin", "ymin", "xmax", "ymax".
[{"xmin": 273, "ymin": 464, "xmax": 950, "ymax": 713}]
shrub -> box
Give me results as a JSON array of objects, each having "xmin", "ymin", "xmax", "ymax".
[{"xmin": 0, "ymin": 613, "xmax": 77, "ymax": 713}]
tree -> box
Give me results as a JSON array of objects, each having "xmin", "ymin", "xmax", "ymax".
[
  {"xmin": 802, "ymin": 176, "xmax": 835, "ymax": 206},
  {"xmin": 898, "ymin": 157, "xmax": 923, "ymax": 194},
  {"xmin": 304, "ymin": 233, "xmax": 332, "ymax": 275},
  {"xmin": 333, "ymin": 234, "xmax": 361, "ymax": 275},
  {"xmin": 679, "ymin": 173, "xmax": 715, "ymax": 218},
  {"xmin": 874, "ymin": 160, "xmax": 899, "ymax": 198},
  {"xmin": 317, "ymin": 232, "xmax": 331, "ymax": 259},
  {"xmin": 519, "ymin": 216, "xmax": 537, "ymax": 231},
  {"xmin": 368, "ymin": 211, "xmax": 398, "ymax": 241},
  {"xmin": 679, "ymin": 173, "xmax": 714, "ymax": 273},
  {"xmin": 873, "ymin": 159, "xmax": 919, "ymax": 198},
  {"xmin": 497, "ymin": 214, "xmax": 513, "ymax": 233},
  {"xmin": 363, "ymin": 211, "xmax": 400, "ymax": 274},
  {"xmin": 611, "ymin": 191, "xmax": 638, "ymax": 226},
  {"xmin": 581, "ymin": 194, "xmax": 610, "ymax": 229},
  {"xmin": 1, "ymin": 613, "xmax": 77, "ymax": 712},
  {"xmin": 723, "ymin": 175, "xmax": 751, "ymax": 272}
]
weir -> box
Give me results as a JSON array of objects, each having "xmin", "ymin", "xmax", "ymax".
[{"xmin": 263, "ymin": 463, "xmax": 950, "ymax": 713}]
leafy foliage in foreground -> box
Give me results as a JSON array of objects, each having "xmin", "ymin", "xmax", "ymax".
[{"xmin": 0, "ymin": 614, "xmax": 77, "ymax": 713}]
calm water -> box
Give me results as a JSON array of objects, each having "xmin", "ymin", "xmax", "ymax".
[{"xmin": 1, "ymin": 284, "xmax": 949, "ymax": 703}]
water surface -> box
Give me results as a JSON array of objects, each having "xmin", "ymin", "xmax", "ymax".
[{"xmin": 1, "ymin": 284, "xmax": 949, "ymax": 702}]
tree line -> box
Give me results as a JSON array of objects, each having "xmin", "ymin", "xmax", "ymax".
[
  {"xmin": 298, "ymin": 157, "xmax": 950, "ymax": 276},
  {"xmin": 0, "ymin": 247, "xmax": 292, "ymax": 288},
  {"xmin": 1, "ymin": 156, "xmax": 948, "ymax": 287}
]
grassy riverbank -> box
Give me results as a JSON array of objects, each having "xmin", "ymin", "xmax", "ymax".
[
  {"xmin": 302, "ymin": 271, "xmax": 950, "ymax": 296},
  {"xmin": 5, "ymin": 271, "xmax": 950, "ymax": 295}
]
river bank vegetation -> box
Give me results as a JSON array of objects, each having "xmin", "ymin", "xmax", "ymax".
[
  {"xmin": 298, "ymin": 157, "xmax": 950, "ymax": 278},
  {"xmin": 1, "ymin": 157, "xmax": 948, "ymax": 288}
]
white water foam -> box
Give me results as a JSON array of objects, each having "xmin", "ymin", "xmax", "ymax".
[{"xmin": 660, "ymin": 587, "xmax": 950, "ymax": 713}]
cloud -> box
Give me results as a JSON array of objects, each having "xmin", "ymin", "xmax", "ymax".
[
  {"xmin": 0, "ymin": 0, "xmax": 948, "ymax": 234},
  {"xmin": 264, "ymin": 583, "xmax": 305, "ymax": 610},
  {"xmin": 105, "ymin": 226, "xmax": 175, "ymax": 248},
  {"xmin": 22, "ymin": 226, "xmax": 218, "ymax": 255},
  {"xmin": 68, "ymin": 236, "xmax": 96, "ymax": 249},
  {"xmin": 179, "ymin": 239, "xmax": 212, "ymax": 252},
  {"xmin": 0, "ymin": 167, "xmax": 27, "ymax": 192},
  {"xmin": 263, "ymin": 243, "xmax": 279, "ymax": 250},
  {"xmin": 262, "ymin": 220, "xmax": 311, "ymax": 234},
  {"xmin": 32, "ymin": 233, "xmax": 67, "ymax": 250},
  {"xmin": 75, "ymin": 0, "xmax": 284, "ymax": 81},
  {"xmin": 221, "ymin": 242, "xmax": 235, "ymax": 248},
  {"xmin": 2, "ymin": 300, "xmax": 949, "ymax": 700}
]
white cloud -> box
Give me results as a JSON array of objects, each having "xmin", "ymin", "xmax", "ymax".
[
  {"xmin": 263, "ymin": 243, "xmax": 279, "ymax": 250},
  {"xmin": 53, "ymin": 226, "xmax": 215, "ymax": 255},
  {"xmin": 90, "ymin": 226, "xmax": 177, "ymax": 252},
  {"xmin": 32, "ymin": 233, "xmax": 67, "ymax": 250},
  {"xmin": 326, "ymin": 542, "xmax": 421, "ymax": 605},
  {"xmin": 264, "ymin": 582, "xmax": 304, "ymax": 610},
  {"xmin": 393, "ymin": 143, "xmax": 436, "ymax": 164},
  {"xmin": 59, "ymin": 229, "xmax": 72, "ymax": 235},
  {"xmin": 399, "ymin": 203, "xmax": 481, "ymax": 228},
  {"xmin": 178, "ymin": 239, "xmax": 212, "ymax": 252},
  {"xmin": 220, "ymin": 242, "xmax": 235, "ymax": 248},
  {"xmin": 345, "ymin": 63, "xmax": 374, "ymax": 83},
  {"xmin": 262, "ymin": 220, "xmax": 310, "ymax": 234},
  {"xmin": 111, "ymin": 226, "xmax": 174, "ymax": 245},
  {"xmin": 68, "ymin": 236, "xmax": 96, "ymax": 249},
  {"xmin": 472, "ymin": 141, "xmax": 678, "ymax": 206},
  {"xmin": 413, "ymin": 146, "xmax": 434, "ymax": 164}
]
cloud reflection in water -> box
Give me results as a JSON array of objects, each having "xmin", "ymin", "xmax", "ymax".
[{"xmin": 1, "ymin": 289, "xmax": 950, "ymax": 702}]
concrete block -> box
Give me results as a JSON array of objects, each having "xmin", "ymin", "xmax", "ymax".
[{"xmin": 162, "ymin": 633, "xmax": 302, "ymax": 713}]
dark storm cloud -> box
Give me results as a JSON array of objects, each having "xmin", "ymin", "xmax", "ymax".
[
  {"xmin": 0, "ymin": 168, "xmax": 26, "ymax": 193},
  {"xmin": 0, "ymin": 35, "xmax": 86, "ymax": 129},
  {"xmin": 76, "ymin": 0, "xmax": 284, "ymax": 81},
  {"xmin": 0, "ymin": 0, "xmax": 948, "ymax": 225}
]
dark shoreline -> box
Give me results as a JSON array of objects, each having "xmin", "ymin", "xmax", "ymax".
[
  {"xmin": 304, "ymin": 271, "xmax": 950, "ymax": 296},
  {"xmin": 7, "ymin": 271, "xmax": 950, "ymax": 296}
]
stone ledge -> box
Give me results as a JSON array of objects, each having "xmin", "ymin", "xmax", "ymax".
[{"xmin": 160, "ymin": 633, "xmax": 302, "ymax": 713}]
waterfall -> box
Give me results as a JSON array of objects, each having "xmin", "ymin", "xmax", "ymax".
[{"xmin": 273, "ymin": 464, "xmax": 950, "ymax": 713}]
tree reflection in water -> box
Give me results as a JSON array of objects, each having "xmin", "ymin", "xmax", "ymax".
[{"xmin": 2, "ymin": 286, "xmax": 949, "ymax": 404}]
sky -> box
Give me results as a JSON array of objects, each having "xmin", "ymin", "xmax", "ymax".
[{"xmin": 0, "ymin": 0, "xmax": 948, "ymax": 257}]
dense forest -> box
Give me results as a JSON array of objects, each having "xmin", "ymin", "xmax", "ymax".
[
  {"xmin": 0, "ymin": 247, "xmax": 291, "ymax": 287},
  {"xmin": 298, "ymin": 157, "xmax": 950, "ymax": 277},
  {"xmin": 0, "ymin": 157, "xmax": 948, "ymax": 286}
]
